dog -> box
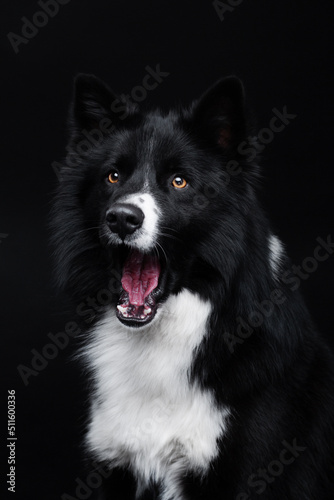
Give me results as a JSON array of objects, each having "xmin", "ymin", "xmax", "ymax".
[{"xmin": 52, "ymin": 74, "xmax": 334, "ymax": 499}]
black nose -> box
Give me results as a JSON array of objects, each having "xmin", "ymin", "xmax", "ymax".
[{"xmin": 106, "ymin": 204, "xmax": 144, "ymax": 240}]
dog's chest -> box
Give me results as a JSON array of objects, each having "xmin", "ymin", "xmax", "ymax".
[{"xmin": 86, "ymin": 290, "xmax": 229, "ymax": 485}]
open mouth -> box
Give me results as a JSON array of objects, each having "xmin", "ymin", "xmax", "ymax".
[{"xmin": 116, "ymin": 249, "xmax": 163, "ymax": 327}]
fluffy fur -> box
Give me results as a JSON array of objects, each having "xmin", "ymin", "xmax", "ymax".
[
  {"xmin": 86, "ymin": 291, "xmax": 228, "ymax": 500},
  {"xmin": 52, "ymin": 74, "xmax": 334, "ymax": 499}
]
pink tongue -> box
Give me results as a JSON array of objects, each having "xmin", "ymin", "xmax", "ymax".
[{"xmin": 121, "ymin": 251, "xmax": 160, "ymax": 306}]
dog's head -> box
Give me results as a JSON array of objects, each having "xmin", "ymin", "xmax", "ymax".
[{"xmin": 54, "ymin": 74, "xmax": 255, "ymax": 328}]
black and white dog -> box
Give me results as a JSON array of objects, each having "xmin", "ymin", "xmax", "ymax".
[{"xmin": 53, "ymin": 74, "xmax": 334, "ymax": 499}]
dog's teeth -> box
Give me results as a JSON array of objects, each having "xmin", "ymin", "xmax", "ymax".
[
  {"xmin": 117, "ymin": 305, "xmax": 128, "ymax": 314},
  {"xmin": 144, "ymin": 307, "xmax": 151, "ymax": 315}
]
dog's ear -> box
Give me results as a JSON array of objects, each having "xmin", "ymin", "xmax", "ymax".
[
  {"xmin": 192, "ymin": 76, "xmax": 245, "ymax": 150},
  {"xmin": 69, "ymin": 73, "xmax": 137, "ymax": 136}
]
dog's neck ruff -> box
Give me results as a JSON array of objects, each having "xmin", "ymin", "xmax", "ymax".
[{"xmin": 85, "ymin": 289, "xmax": 230, "ymax": 499}]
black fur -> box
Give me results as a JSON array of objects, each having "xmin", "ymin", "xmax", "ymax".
[{"xmin": 52, "ymin": 74, "xmax": 334, "ymax": 499}]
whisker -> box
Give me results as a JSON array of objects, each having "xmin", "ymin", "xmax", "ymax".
[
  {"xmin": 152, "ymin": 245, "xmax": 160, "ymax": 261},
  {"xmin": 159, "ymin": 226, "xmax": 179, "ymax": 234},
  {"xmin": 72, "ymin": 226, "xmax": 101, "ymax": 237},
  {"xmin": 158, "ymin": 231, "xmax": 181, "ymax": 242},
  {"xmin": 155, "ymin": 241, "xmax": 168, "ymax": 264}
]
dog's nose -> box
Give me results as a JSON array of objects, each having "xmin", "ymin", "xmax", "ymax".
[{"xmin": 106, "ymin": 204, "xmax": 144, "ymax": 240}]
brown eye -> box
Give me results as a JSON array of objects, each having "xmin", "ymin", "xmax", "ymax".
[
  {"xmin": 172, "ymin": 176, "xmax": 187, "ymax": 189},
  {"xmin": 108, "ymin": 171, "xmax": 119, "ymax": 184}
]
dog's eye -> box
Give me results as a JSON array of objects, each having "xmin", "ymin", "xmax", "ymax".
[
  {"xmin": 108, "ymin": 171, "xmax": 119, "ymax": 184},
  {"xmin": 172, "ymin": 176, "xmax": 187, "ymax": 189}
]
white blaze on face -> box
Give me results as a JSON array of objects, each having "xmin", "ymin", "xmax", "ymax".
[{"xmin": 121, "ymin": 192, "xmax": 160, "ymax": 251}]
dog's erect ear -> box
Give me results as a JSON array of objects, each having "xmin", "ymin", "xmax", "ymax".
[
  {"xmin": 192, "ymin": 76, "xmax": 245, "ymax": 150},
  {"xmin": 69, "ymin": 73, "xmax": 137, "ymax": 135}
]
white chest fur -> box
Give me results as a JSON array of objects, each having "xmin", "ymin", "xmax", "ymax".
[{"xmin": 85, "ymin": 289, "xmax": 229, "ymax": 498}]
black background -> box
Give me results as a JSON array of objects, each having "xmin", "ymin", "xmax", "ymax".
[{"xmin": 1, "ymin": 1, "xmax": 333, "ymax": 499}]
